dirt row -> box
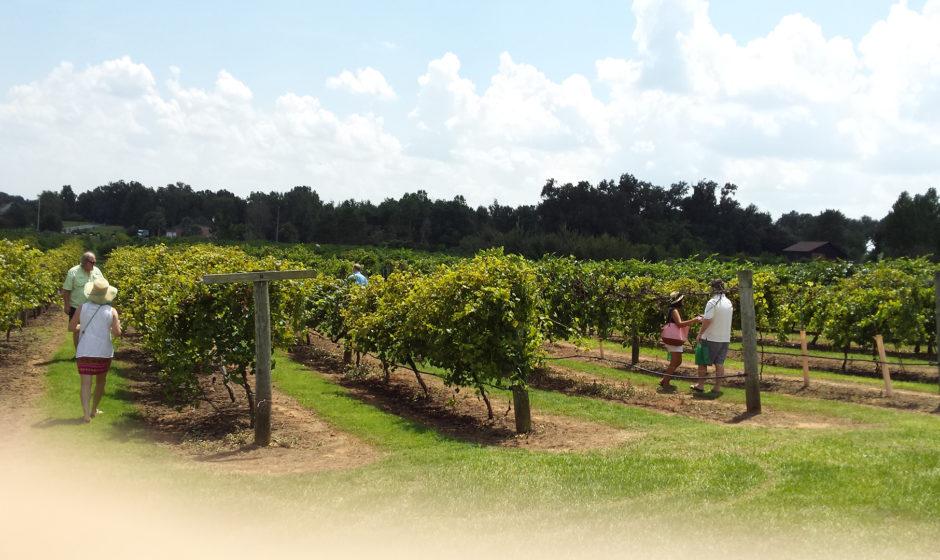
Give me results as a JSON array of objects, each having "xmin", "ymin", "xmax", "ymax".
[
  {"xmin": 607, "ymin": 334, "xmax": 940, "ymax": 384},
  {"xmin": 548, "ymin": 341, "xmax": 940, "ymax": 415}
]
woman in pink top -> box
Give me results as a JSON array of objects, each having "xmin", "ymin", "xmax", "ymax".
[
  {"xmin": 67, "ymin": 278, "xmax": 122, "ymax": 422},
  {"xmin": 659, "ymin": 292, "xmax": 702, "ymax": 390}
]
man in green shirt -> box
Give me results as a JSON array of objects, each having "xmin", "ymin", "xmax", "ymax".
[{"xmin": 61, "ymin": 251, "xmax": 103, "ymax": 349}]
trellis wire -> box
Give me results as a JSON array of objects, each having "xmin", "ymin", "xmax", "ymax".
[{"xmin": 543, "ymin": 353, "xmax": 746, "ymax": 381}]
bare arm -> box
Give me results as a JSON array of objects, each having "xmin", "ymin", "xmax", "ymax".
[
  {"xmin": 110, "ymin": 309, "xmax": 122, "ymax": 337},
  {"xmin": 696, "ymin": 317, "xmax": 713, "ymax": 341},
  {"xmin": 67, "ymin": 304, "xmax": 82, "ymax": 332},
  {"xmin": 62, "ymin": 289, "xmax": 71, "ymax": 314},
  {"xmin": 671, "ymin": 308, "xmax": 701, "ymax": 328}
]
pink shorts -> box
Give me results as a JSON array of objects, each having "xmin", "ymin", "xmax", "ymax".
[{"xmin": 77, "ymin": 357, "xmax": 111, "ymax": 376}]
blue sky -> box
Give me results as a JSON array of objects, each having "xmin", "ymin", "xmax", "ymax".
[{"xmin": 1, "ymin": 0, "xmax": 937, "ymax": 219}]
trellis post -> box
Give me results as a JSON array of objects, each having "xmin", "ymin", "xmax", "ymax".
[
  {"xmin": 737, "ymin": 270, "xmax": 762, "ymax": 413},
  {"xmin": 202, "ymin": 269, "xmax": 317, "ymax": 446},
  {"xmin": 935, "ymin": 272, "xmax": 940, "ymax": 395}
]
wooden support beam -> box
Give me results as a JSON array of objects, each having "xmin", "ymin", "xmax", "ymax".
[
  {"xmin": 202, "ymin": 269, "xmax": 317, "ymax": 284},
  {"xmin": 201, "ymin": 269, "xmax": 318, "ymax": 447}
]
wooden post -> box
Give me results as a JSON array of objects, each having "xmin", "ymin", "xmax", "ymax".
[
  {"xmin": 935, "ymin": 272, "xmax": 940, "ymax": 395},
  {"xmin": 511, "ymin": 385, "xmax": 531, "ymax": 434},
  {"xmin": 202, "ymin": 269, "xmax": 318, "ymax": 447},
  {"xmin": 800, "ymin": 330, "xmax": 810, "ymax": 387},
  {"xmin": 253, "ymin": 280, "xmax": 272, "ymax": 445},
  {"xmin": 737, "ymin": 270, "xmax": 761, "ymax": 413},
  {"xmin": 874, "ymin": 334, "xmax": 893, "ymax": 397},
  {"xmin": 598, "ymin": 338, "xmax": 605, "ymax": 359}
]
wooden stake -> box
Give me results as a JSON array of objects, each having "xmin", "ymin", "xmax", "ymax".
[
  {"xmin": 598, "ymin": 338, "xmax": 605, "ymax": 359},
  {"xmin": 935, "ymin": 272, "xmax": 940, "ymax": 395},
  {"xmin": 874, "ymin": 334, "xmax": 893, "ymax": 397},
  {"xmin": 512, "ymin": 385, "xmax": 531, "ymax": 434},
  {"xmin": 800, "ymin": 330, "xmax": 810, "ymax": 387},
  {"xmin": 737, "ymin": 270, "xmax": 762, "ymax": 413},
  {"xmin": 253, "ymin": 280, "xmax": 272, "ymax": 446}
]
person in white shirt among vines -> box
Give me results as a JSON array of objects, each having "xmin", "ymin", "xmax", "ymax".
[{"xmin": 692, "ymin": 279, "xmax": 733, "ymax": 393}]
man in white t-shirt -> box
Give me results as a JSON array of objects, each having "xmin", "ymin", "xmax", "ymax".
[{"xmin": 692, "ymin": 278, "xmax": 733, "ymax": 393}]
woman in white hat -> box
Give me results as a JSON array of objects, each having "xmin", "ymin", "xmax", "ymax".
[{"xmin": 67, "ymin": 277, "xmax": 122, "ymax": 422}]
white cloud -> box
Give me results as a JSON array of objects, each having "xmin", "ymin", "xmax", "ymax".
[
  {"xmin": 326, "ymin": 67, "xmax": 397, "ymax": 100},
  {"xmin": 612, "ymin": 0, "xmax": 940, "ymax": 216},
  {"xmin": 2, "ymin": 0, "xmax": 940, "ymax": 219},
  {"xmin": 0, "ymin": 58, "xmax": 405, "ymax": 203},
  {"xmin": 215, "ymin": 70, "xmax": 253, "ymax": 102}
]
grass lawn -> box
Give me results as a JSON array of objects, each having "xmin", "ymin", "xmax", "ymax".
[{"xmin": 15, "ymin": 336, "xmax": 940, "ymax": 559}]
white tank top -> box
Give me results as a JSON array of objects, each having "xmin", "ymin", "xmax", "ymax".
[{"xmin": 76, "ymin": 303, "xmax": 115, "ymax": 358}]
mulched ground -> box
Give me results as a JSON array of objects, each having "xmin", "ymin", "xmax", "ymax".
[
  {"xmin": 288, "ymin": 338, "xmax": 642, "ymax": 452},
  {"xmin": 112, "ymin": 341, "xmax": 384, "ymax": 474},
  {"xmin": 0, "ymin": 306, "xmax": 67, "ymax": 444},
  {"xmin": 549, "ymin": 340, "xmax": 940, "ymax": 416}
]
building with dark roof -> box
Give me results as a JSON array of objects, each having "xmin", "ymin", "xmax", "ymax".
[{"xmin": 782, "ymin": 241, "xmax": 847, "ymax": 261}]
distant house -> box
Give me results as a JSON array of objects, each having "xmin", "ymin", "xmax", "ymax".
[
  {"xmin": 782, "ymin": 241, "xmax": 846, "ymax": 261},
  {"xmin": 63, "ymin": 224, "xmax": 100, "ymax": 233},
  {"xmin": 165, "ymin": 224, "xmax": 212, "ymax": 238}
]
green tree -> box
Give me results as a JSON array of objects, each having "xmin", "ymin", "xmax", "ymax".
[
  {"xmin": 38, "ymin": 191, "xmax": 63, "ymax": 232},
  {"xmin": 59, "ymin": 185, "xmax": 78, "ymax": 220},
  {"xmin": 876, "ymin": 188, "xmax": 940, "ymax": 259}
]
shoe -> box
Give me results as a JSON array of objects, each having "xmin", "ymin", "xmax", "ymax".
[{"xmin": 690, "ymin": 385, "xmax": 704, "ymax": 393}]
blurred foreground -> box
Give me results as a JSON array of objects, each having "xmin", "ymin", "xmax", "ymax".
[{"xmin": 1, "ymin": 437, "xmax": 931, "ymax": 560}]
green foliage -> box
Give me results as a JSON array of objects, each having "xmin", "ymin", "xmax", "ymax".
[
  {"xmin": 28, "ymin": 170, "xmax": 893, "ymax": 260},
  {"xmin": 101, "ymin": 239, "xmax": 940, "ymax": 417},
  {"xmin": 876, "ymin": 187, "xmax": 940, "ymax": 258},
  {"xmin": 345, "ymin": 270, "xmax": 424, "ymax": 371},
  {"xmin": 107, "ymin": 244, "xmax": 307, "ymax": 409},
  {"xmin": 0, "ymin": 238, "xmax": 82, "ymax": 332},
  {"xmin": 810, "ymin": 259, "xmax": 935, "ymax": 351},
  {"xmin": 345, "ymin": 249, "xmax": 548, "ymax": 395},
  {"xmin": 420, "ymin": 249, "xmax": 547, "ymax": 390}
]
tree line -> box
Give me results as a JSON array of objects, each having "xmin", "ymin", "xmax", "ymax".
[{"xmin": 1, "ymin": 174, "xmax": 934, "ymax": 260}]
